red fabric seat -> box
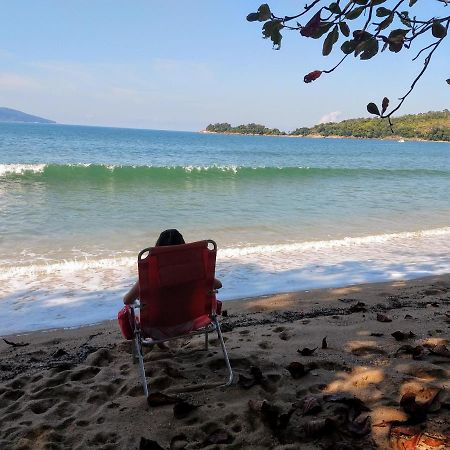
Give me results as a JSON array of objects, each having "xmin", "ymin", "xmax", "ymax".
[{"xmin": 137, "ymin": 240, "xmax": 220, "ymax": 340}]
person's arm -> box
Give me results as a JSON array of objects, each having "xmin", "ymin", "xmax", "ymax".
[
  {"xmin": 123, "ymin": 280, "xmax": 139, "ymax": 305},
  {"xmin": 213, "ymin": 278, "xmax": 222, "ymax": 289}
]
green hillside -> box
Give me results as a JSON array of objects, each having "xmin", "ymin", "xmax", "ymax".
[{"xmin": 205, "ymin": 110, "xmax": 450, "ymax": 142}]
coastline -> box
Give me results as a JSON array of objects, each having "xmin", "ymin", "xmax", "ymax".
[
  {"xmin": 200, "ymin": 129, "xmax": 450, "ymax": 144},
  {"xmin": 2, "ymin": 274, "xmax": 449, "ymax": 448}
]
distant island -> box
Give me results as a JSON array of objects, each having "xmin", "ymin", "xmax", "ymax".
[
  {"xmin": 204, "ymin": 110, "xmax": 450, "ymax": 142},
  {"xmin": 0, "ymin": 107, "xmax": 56, "ymax": 124}
]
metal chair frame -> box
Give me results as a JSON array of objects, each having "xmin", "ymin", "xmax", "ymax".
[{"xmin": 129, "ymin": 240, "xmax": 233, "ymax": 397}]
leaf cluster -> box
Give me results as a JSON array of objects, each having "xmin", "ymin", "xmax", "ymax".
[{"xmin": 247, "ymin": 1, "xmax": 450, "ymax": 119}]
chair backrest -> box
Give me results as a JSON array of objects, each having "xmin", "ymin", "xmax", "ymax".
[{"xmin": 137, "ymin": 240, "xmax": 217, "ymax": 332}]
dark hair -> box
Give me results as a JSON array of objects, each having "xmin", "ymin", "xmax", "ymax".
[{"xmin": 155, "ymin": 229, "xmax": 185, "ymax": 247}]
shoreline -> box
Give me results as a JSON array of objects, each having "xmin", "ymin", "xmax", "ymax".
[
  {"xmin": 2, "ymin": 273, "xmax": 449, "ymax": 448},
  {"xmin": 201, "ymin": 129, "xmax": 450, "ymax": 144}
]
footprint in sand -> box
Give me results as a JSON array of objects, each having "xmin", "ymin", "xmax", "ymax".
[
  {"xmin": 70, "ymin": 366, "xmax": 101, "ymax": 381},
  {"xmin": 258, "ymin": 341, "xmax": 273, "ymax": 350}
]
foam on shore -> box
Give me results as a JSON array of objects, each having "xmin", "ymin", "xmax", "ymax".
[{"xmin": 2, "ymin": 226, "xmax": 450, "ymax": 335}]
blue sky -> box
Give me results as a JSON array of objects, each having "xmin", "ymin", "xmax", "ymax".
[{"xmin": 0, "ymin": 1, "xmax": 448, "ymax": 131}]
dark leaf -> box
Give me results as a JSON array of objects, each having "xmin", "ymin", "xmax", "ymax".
[
  {"xmin": 328, "ymin": 2, "xmax": 341, "ymax": 14},
  {"xmin": 400, "ymin": 392, "xmax": 428, "ymax": 421},
  {"xmin": 339, "ymin": 22, "xmax": 350, "ymax": 37},
  {"xmin": 287, "ymin": 361, "xmax": 307, "ymax": 379},
  {"xmin": 323, "ymin": 393, "xmax": 371, "ymax": 413},
  {"xmin": 302, "ymin": 396, "xmax": 322, "ymax": 415},
  {"xmin": 322, "ymin": 336, "xmax": 328, "ymax": 349},
  {"xmin": 409, "ymin": 0, "xmax": 418, "ymax": 5},
  {"xmin": 376, "ymin": 312, "xmax": 392, "ymax": 322},
  {"xmin": 367, "ymin": 103, "xmax": 381, "ymax": 116},
  {"xmin": 261, "ymin": 400, "xmax": 281, "ymax": 430},
  {"xmin": 446, "ymin": 79, "xmax": 450, "ymax": 85},
  {"xmin": 304, "ymin": 70, "xmax": 322, "ymax": 83},
  {"xmin": 432, "ymin": 21, "xmax": 447, "ymax": 39},
  {"xmin": 346, "ymin": 6, "xmax": 364, "ymax": 20},
  {"xmin": 348, "ymin": 414, "xmax": 371, "ymax": 436},
  {"xmin": 139, "ymin": 437, "xmax": 164, "ymax": 450},
  {"xmin": 173, "ymin": 400, "xmax": 198, "ymax": 419},
  {"xmin": 391, "ymin": 331, "xmax": 416, "ymax": 341},
  {"xmin": 341, "ymin": 40, "xmax": 357, "ymax": 54},
  {"xmin": 262, "ymin": 20, "xmax": 283, "ymax": 49},
  {"xmin": 322, "ymin": 25, "xmax": 339, "ymax": 56},
  {"xmin": 376, "ymin": 7, "xmax": 391, "ymax": 17},
  {"xmin": 360, "ymin": 38, "xmax": 379, "ymax": 60},
  {"xmin": 300, "ymin": 11, "xmax": 322, "ymax": 38},
  {"xmin": 246, "ymin": 12, "xmax": 260, "ymax": 22},
  {"xmin": 381, "ymin": 97, "xmax": 389, "ymax": 114},
  {"xmin": 304, "ymin": 418, "xmax": 334, "ymax": 437},
  {"xmin": 387, "ymin": 28, "xmax": 409, "ymax": 52},
  {"xmin": 257, "ymin": 4, "xmax": 271, "ymax": 21},
  {"xmin": 429, "ymin": 344, "xmax": 450, "ymax": 358},
  {"xmin": 298, "ymin": 347, "xmax": 318, "ymax": 356},
  {"xmin": 147, "ymin": 392, "xmax": 179, "ymax": 407}
]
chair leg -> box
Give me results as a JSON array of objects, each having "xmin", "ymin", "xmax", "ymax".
[
  {"xmin": 212, "ymin": 317, "xmax": 233, "ymax": 386},
  {"xmin": 134, "ymin": 333, "xmax": 149, "ymax": 397},
  {"xmin": 204, "ymin": 330, "xmax": 209, "ymax": 350}
]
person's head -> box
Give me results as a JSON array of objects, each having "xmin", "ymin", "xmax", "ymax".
[{"xmin": 155, "ymin": 229, "xmax": 185, "ymax": 247}]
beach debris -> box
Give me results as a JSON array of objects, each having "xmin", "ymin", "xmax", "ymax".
[
  {"xmin": 52, "ymin": 348, "xmax": 69, "ymax": 358},
  {"xmin": 147, "ymin": 392, "xmax": 179, "ymax": 407},
  {"xmin": 429, "ymin": 344, "xmax": 450, "ymax": 358},
  {"xmin": 377, "ymin": 313, "xmax": 392, "ymax": 322},
  {"xmin": 390, "ymin": 426, "xmax": 450, "ymax": 450},
  {"xmin": 347, "ymin": 413, "xmax": 371, "ymax": 436},
  {"xmin": 391, "ymin": 331, "xmax": 416, "ymax": 341},
  {"xmin": 400, "ymin": 388, "xmax": 441, "ymax": 422},
  {"xmin": 248, "ymin": 399, "xmax": 264, "ymax": 412},
  {"xmin": 404, "ymin": 314, "xmax": 414, "ymax": 319},
  {"xmin": 395, "ymin": 345, "xmax": 425, "ymax": 360},
  {"xmin": 204, "ymin": 429, "xmax": 232, "ymax": 445},
  {"xmin": 2, "ymin": 338, "xmax": 29, "ymax": 348},
  {"xmin": 323, "ymin": 393, "xmax": 371, "ymax": 415},
  {"xmin": 222, "ymin": 309, "xmax": 228, "ymax": 317},
  {"xmin": 321, "ymin": 336, "xmax": 328, "ymax": 349},
  {"xmin": 163, "ymin": 365, "xmax": 185, "ymax": 379},
  {"xmin": 286, "ymin": 362, "xmax": 308, "ymax": 379},
  {"xmin": 348, "ymin": 302, "xmax": 367, "ymax": 313},
  {"xmin": 370, "ymin": 332, "xmax": 384, "ymax": 337},
  {"xmin": 303, "ymin": 417, "xmax": 334, "ymax": 437},
  {"xmin": 139, "ymin": 437, "xmax": 165, "ymax": 450},
  {"xmin": 301, "ymin": 396, "xmax": 322, "ymax": 415},
  {"xmin": 173, "ymin": 400, "xmax": 198, "ymax": 419},
  {"xmin": 238, "ymin": 365, "xmax": 264, "ymax": 389},
  {"xmin": 297, "ymin": 347, "xmax": 318, "ymax": 356}
]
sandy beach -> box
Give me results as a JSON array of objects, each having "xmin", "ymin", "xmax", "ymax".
[{"xmin": 1, "ymin": 275, "xmax": 449, "ymax": 449}]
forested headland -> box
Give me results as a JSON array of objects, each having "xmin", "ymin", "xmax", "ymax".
[{"xmin": 204, "ymin": 110, "xmax": 450, "ymax": 142}]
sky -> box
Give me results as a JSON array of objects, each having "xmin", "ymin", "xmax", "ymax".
[{"xmin": 0, "ymin": 1, "xmax": 448, "ymax": 131}]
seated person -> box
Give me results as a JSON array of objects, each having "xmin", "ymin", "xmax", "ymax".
[{"xmin": 123, "ymin": 229, "xmax": 222, "ymax": 305}]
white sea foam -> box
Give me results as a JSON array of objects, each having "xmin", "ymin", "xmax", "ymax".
[
  {"xmin": 2, "ymin": 227, "xmax": 450, "ymax": 335},
  {"xmin": 0, "ymin": 163, "xmax": 46, "ymax": 176}
]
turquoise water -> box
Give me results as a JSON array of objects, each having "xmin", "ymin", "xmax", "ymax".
[{"xmin": 1, "ymin": 122, "xmax": 450, "ymax": 333}]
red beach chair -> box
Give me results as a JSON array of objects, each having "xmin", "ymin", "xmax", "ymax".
[{"xmin": 129, "ymin": 240, "xmax": 233, "ymax": 397}]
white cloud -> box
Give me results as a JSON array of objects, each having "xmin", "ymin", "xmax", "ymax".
[{"xmin": 319, "ymin": 111, "xmax": 342, "ymax": 124}]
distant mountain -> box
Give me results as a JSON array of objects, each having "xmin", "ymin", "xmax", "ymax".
[{"xmin": 0, "ymin": 107, "xmax": 56, "ymax": 124}]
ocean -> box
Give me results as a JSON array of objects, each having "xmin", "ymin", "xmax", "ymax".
[{"xmin": 1, "ymin": 122, "xmax": 450, "ymax": 334}]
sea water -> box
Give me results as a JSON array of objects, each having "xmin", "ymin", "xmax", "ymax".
[{"xmin": 1, "ymin": 122, "xmax": 450, "ymax": 334}]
